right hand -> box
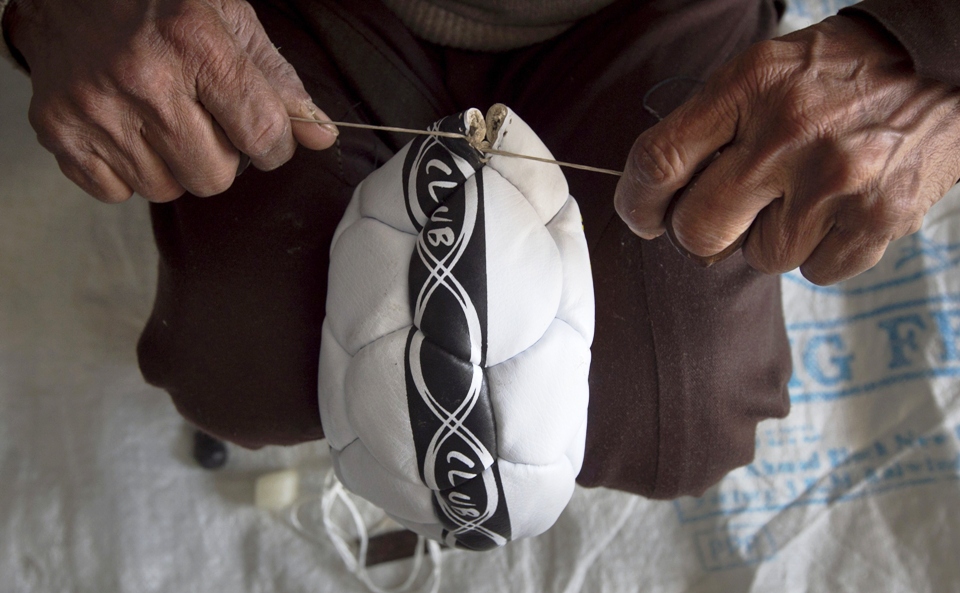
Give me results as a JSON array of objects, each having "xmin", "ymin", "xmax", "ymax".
[{"xmin": 4, "ymin": 0, "xmax": 338, "ymax": 203}]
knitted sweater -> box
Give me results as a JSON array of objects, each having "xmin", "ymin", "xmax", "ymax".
[
  {"xmin": 1, "ymin": 0, "xmax": 959, "ymax": 88},
  {"xmin": 379, "ymin": 0, "xmax": 615, "ymax": 50}
]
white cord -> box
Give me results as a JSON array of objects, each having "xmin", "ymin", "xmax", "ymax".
[{"xmin": 288, "ymin": 469, "xmax": 442, "ymax": 593}]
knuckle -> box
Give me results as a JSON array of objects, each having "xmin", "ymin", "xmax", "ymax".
[
  {"xmin": 193, "ymin": 40, "xmax": 242, "ymax": 87},
  {"xmin": 772, "ymin": 95, "xmax": 832, "ymax": 151},
  {"xmin": 158, "ymin": 5, "xmax": 239, "ymax": 79},
  {"xmin": 779, "ymin": 103, "xmax": 818, "ymax": 142},
  {"xmin": 157, "ymin": 2, "xmax": 215, "ymax": 46},
  {"xmin": 735, "ymin": 40, "xmax": 791, "ymax": 90},
  {"xmin": 760, "ymin": 253, "xmax": 794, "ymax": 275},
  {"xmin": 824, "ymin": 136, "xmax": 895, "ymax": 194},
  {"xmin": 672, "ymin": 217, "xmax": 725, "ymax": 257},
  {"xmin": 743, "ymin": 40, "xmax": 780, "ymax": 71},
  {"xmin": 106, "ymin": 41, "xmax": 174, "ymax": 100},
  {"xmin": 139, "ymin": 174, "xmax": 186, "ymax": 202},
  {"xmin": 242, "ymin": 108, "xmax": 292, "ymax": 161},
  {"xmin": 230, "ymin": 0, "xmax": 261, "ymax": 34},
  {"xmin": 142, "ymin": 185, "xmax": 185, "ymax": 203},
  {"xmin": 98, "ymin": 190, "xmax": 135, "ymax": 205},
  {"xmin": 845, "ymin": 191, "xmax": 908, "ymax": 239},
  {"xmin": 28, "ymin": 100, "xmax": 71, "ymax": 153},
  {"xmin": 799, "ymin": 263, "xmax": 836, "ymax": 287},
  {"xmin": 264, "ymin": 59, "xmax": 309, "ymax": 100},
  {"xmin": 746, "ymin": 243, "xmax": 789, "ymax": 275},
  {"xmin": 126, "ymin": 158, "xmax": 184, "ymax": 202},
  {"xmin": 903, "ymin": 214, "xmax": 924, "ymax": 236},
  {"xmin": 154, "ymin": 190, "xmax": 186, "ymax": 203},
  {"xmin": 63, "ymin": 82, "xmax": 116, "ymax": 122},
  {"xmin": 65, "ymin": 154, "xmax": 132, "ymax": 204},
  {"xmin": 191, "ymin": 165, "xmax": 237, "ymax": 197},
  {"xmin": 740, "ymin": 209, "xmax": 799, "ymax": 275},
  {"xmin": 749, "ymin": 39, "xmax": 782, "ymax": 63},
  {"xmin": 631, "ymin": 136, "xmax": 684, "ymax": 188}
]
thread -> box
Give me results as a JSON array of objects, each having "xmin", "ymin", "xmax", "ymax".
[
  {"xmin": 290, "ymin": 116, "xmax": 622, "ymax": 177},
  {"xmin": 287, "ymin": 469, "xmax": 442, "ymax": 593},
  {"xmin": 293, "ymin": 108, "xmax": 743, "ymax": 266}
]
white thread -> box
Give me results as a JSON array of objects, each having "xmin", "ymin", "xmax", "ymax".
[
  {"xmin": 288, "ymin": 469, "xmax": 442, "ymax": 593},
  {"xmin": 289, "ymin": 116, "xmax": 623, "ymax": 177}
]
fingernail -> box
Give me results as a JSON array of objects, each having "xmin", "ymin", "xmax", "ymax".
[
  {"xmin": 303, "ymin": 100, "xmax": 338, "ymax": 136},
  {"xmin": 624, "ymin": 220, "xmax": 662, "ymax": 240},
  {"xmin": 236, "ymin": 153, "xmax": 251, "ymax": 177},
  {"xmin": 621, "ymin": 208, "xmax": 662, "ymax": 240}
]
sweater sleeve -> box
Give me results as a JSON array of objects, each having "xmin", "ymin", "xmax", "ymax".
[{"xmin": 840, "ymin": 0, "xmax": 960, "ymax": 87}]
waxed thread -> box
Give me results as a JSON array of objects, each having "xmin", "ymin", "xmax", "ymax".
[
  {"xmin": 289, "ymin": 116, "xmax": 623, "ymax": 177},
  {"xmin": 291, "ymin": 78, "xmax": 704, "ymax": 177}
]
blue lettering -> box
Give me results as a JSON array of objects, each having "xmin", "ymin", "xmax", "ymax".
[
  {"xmin": 803, "ymin": 334, "xmax": 854, "ymax": 386},
  {"xmin": 931, "ymin": 309, "xmax": 960, "ymax": 362},
  {"xmin": 787, "ymin": 336, "xmax": 803, "ymax": 389},
  {"xmin": 878, "ymin": 314, "xmax": 927, "ymax": 369},
  {"xmin": 828, "ymin": 447, "xmax": 849, "ymax": 468},
  {"xmin": 895, "ymin": 431, "xmax": 915, "ymax": 450}
]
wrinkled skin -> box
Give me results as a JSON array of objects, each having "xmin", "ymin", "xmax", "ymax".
[
  {"xmin": 615, "ymin": 15, "xmax": 960, "ymax": 285},
  {"xmin": 7, "ymin": 1, "xmax": 960, "ymax": 285},
  {"xmin": 5, "ymin": 0, "xmax": 338, "ymax": 203}
]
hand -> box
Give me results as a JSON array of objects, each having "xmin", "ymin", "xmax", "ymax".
[
  {"xmin": 615, "ymin": 15, "xmax": 960, "ymax": 285},
  {"xmin": 4, "ymin": 0, "xmax": 338, "ymax": 203}
]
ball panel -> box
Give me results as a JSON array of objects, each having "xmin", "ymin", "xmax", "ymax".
[
  {"xmin": 547, "ymin": 196, "xmax": 596, "ymax": 344},
  {"xmin": 498, "ymin": 458, "xmax": 576, "ymax": 540},
  {"xmin": 566, "ymin": 418, "xmax": 588, "ymax": 477},
  {"xmin": 345, "ymin": 328, "xmax": 421, "ymax": 484},
  {"xmin": 327, "ymin": 217, "xmax": 415, "ymax": 356},
  {"xmin": 317, "ymin": 319, "xmax": 358, "ymax": 451},
  {"xmin": 487, "ymin": 319, "xmax": 590, "ymax": 466},
  {"xmin": 486, "ymin": 109, "xmax": 569, "ymax": 225},
  {"xmin": 331, "ymin": 185, "xmax": 363, "ymax": 253},
  {"xmin": 357, "ymin": 143, "xmax": 419, "ymax": 236},
  {"xmin": 333, "ymin": 441, "xmax": 436, "ymax": 525},
  {"xmin": 482, "ymin": 169, "xmax": 562, "ymax": 367},
  {"xmin": 386, "ymin": 514, "xmax": 444, "ymax": 543}
]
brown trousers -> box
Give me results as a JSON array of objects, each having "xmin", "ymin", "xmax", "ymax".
[{"xmin": 137, "ymin": 0, "xmax": 792, "ymax": 499}]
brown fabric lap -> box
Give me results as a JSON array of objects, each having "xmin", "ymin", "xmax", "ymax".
[{"xmin": 137, "ymin": 0, "xmax": 792, "ymax": 497}]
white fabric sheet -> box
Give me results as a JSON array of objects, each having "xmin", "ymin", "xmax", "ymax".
[{"xmin": 2, "ymin": 0, "xmax": 959, "ymax": 588}]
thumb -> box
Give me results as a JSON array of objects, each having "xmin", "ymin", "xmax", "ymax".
[{"xmin": 223, "ymin": 0, "xmax": 338, "ymax": 150}]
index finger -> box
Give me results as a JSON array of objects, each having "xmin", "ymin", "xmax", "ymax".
[
  {"xmin": 615, "ymin": 83, "xmax": 739, "ymax": 238},
  {"xmin": 180, "ymin": 8, "xmax": 297, "ymax": 173}
]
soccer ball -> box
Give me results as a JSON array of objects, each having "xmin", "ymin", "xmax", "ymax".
[{"xmin": 318, "ymin": 105, "xmax": 594, "ymax": 551}]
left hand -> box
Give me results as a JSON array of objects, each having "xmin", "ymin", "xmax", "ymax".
[{"xmin": 614, "ymin": 15, "xmax": 960, "ymax": 285}]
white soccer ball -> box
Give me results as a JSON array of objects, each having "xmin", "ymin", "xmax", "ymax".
[{"xmin": 318, "ymin": 105, "xmax": 595, "ymax": 550}]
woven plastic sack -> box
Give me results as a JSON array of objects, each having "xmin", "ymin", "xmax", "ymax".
[{"xmin": 318, "ymin": 105, "xmax": 595, "ymax": 550}]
